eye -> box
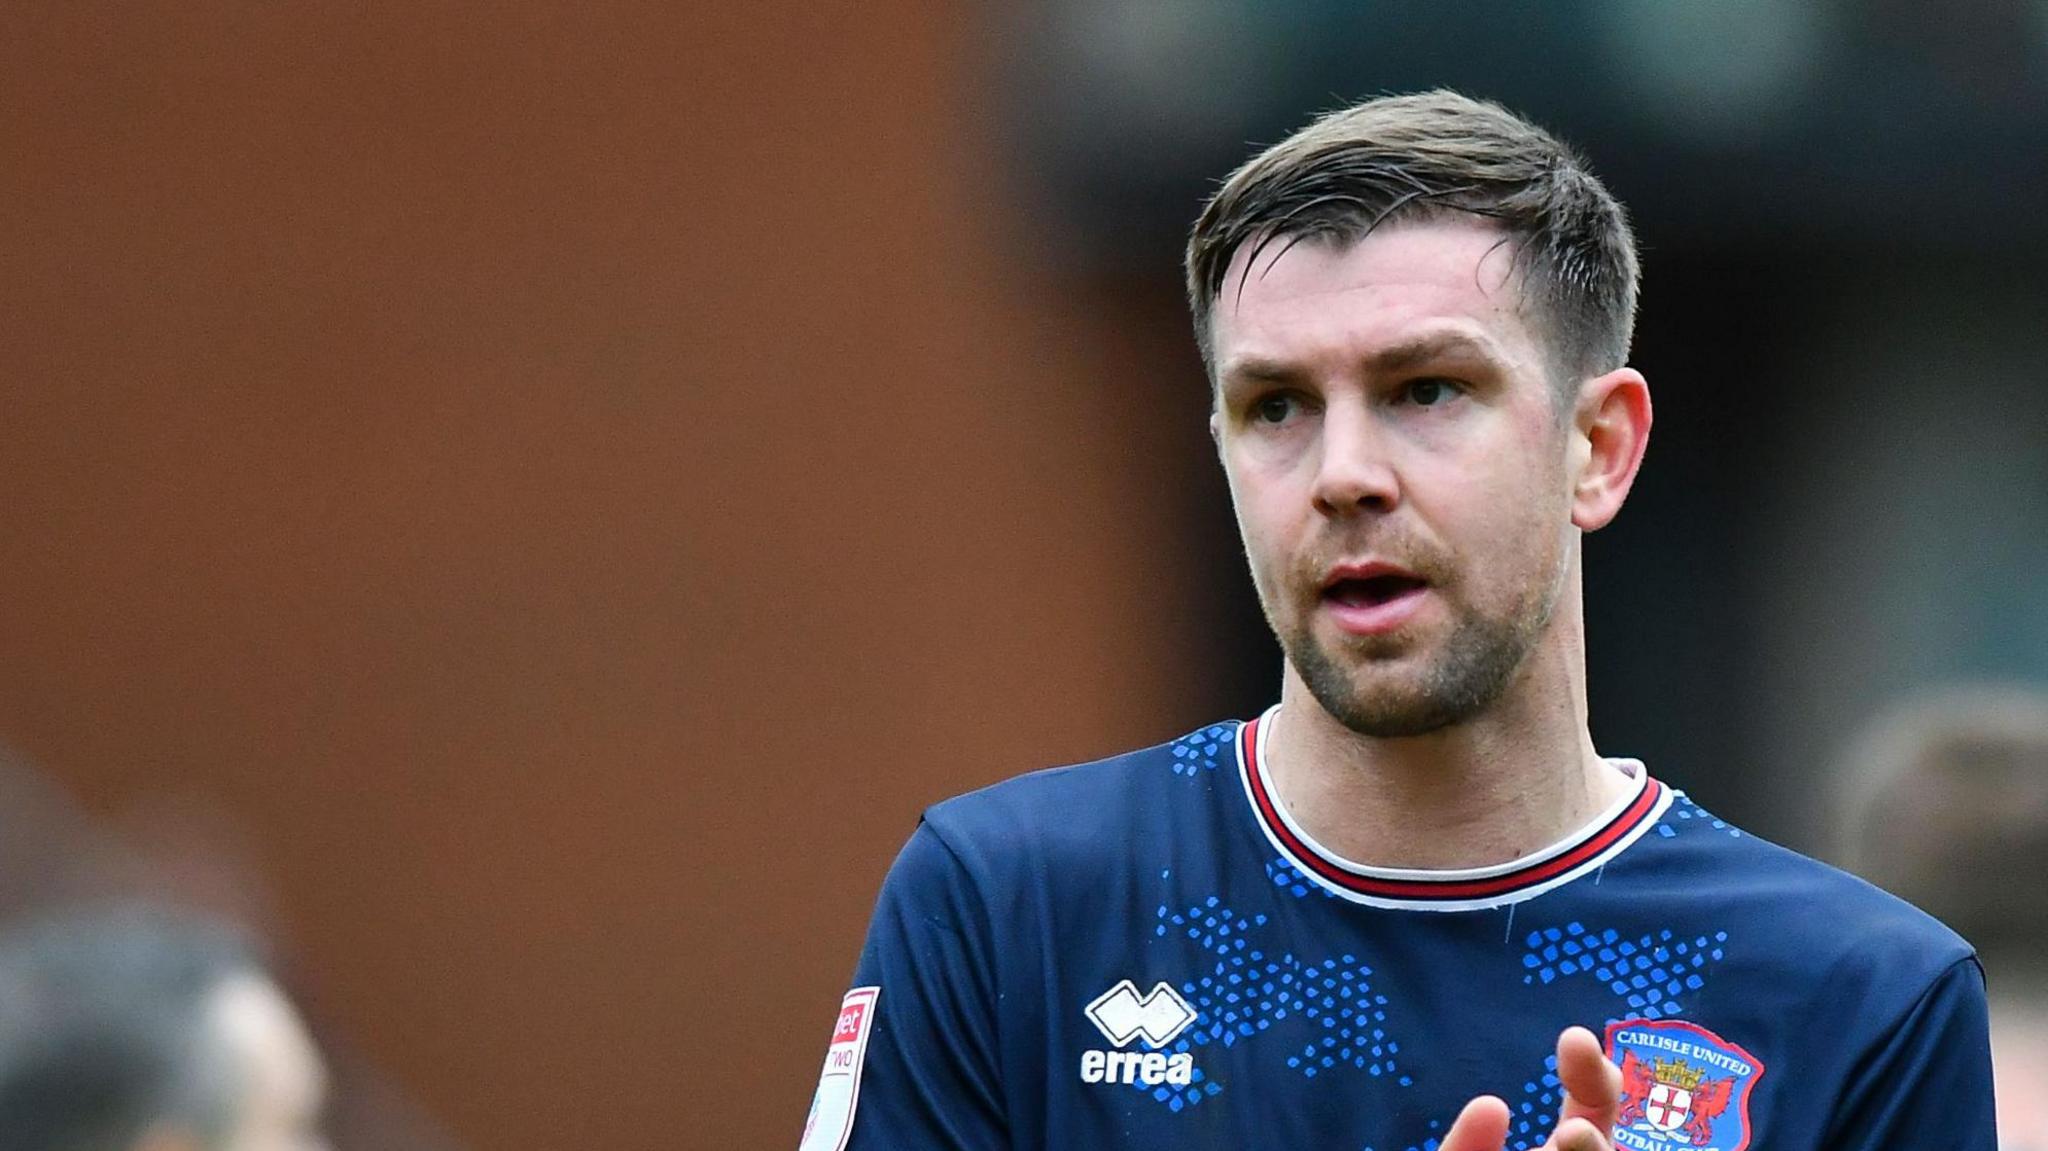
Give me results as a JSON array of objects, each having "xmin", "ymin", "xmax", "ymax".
[
  {"xmin": 1253, "ymin": 393, "xmax": 1300, "ymax": 424},
  {"xmin": 1401, "ymin": 377, "xmax": 1461, "ymax": 407}
]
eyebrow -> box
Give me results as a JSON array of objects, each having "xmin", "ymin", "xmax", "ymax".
[{"xmin": 1219, "ymin": 331, "xmax": 1508, "ymax": 386}]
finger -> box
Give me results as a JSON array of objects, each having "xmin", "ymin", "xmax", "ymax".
[
  {"xmin": 1438, "ymin": 1095, "xmax": 1512, "ymax": 1151},
  {"xmin": 1553, "ymin": 1026, "xmax": 1621, "ymax": 1135},
  {"xmin": 1548, "ymin": 1116, "xmax": 1614, "ymax": 1151}
]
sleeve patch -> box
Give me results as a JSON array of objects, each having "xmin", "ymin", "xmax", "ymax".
[{"xmin": 798, "ymin": 987, "xmax": 880, "ymax": 1151}]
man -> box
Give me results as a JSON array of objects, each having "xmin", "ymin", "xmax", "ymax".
[
  {"xmin": 0, "ymin": 905, "xmax": 330, "ymax": 1151},
  {"xmin": 1837, "ymin": 688, "xmax": 2048, "ymax": 1150},
  {"xmin": 801, "ymin": 91, "xmax": 1996, "ymax": 1151}
]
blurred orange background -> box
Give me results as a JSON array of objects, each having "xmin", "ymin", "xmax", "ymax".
[{"xmin": 1, "ymin": 5, "xmax": 1203, "ymax": 1148}]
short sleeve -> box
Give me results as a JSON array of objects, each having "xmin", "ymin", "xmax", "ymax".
[
  {"xmin": 800, "ymin": 821, "xmax": 1007, "ymax": 1151},
  {"xmin": 1818, "ymin": 956, "xmax": 1996, "ymax": 1150}
]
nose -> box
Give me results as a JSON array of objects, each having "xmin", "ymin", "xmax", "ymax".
[{"xmin": 1310, "ymin": 397, "xmax": 1400, "ymax": 517}]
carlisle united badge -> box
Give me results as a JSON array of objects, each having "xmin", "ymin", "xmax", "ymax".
[{"xmin": 1604, "ymin": 1019, "xmax": 1763, "ymax": 1151}]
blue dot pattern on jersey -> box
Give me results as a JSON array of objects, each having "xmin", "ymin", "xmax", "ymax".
[
  {"xmin": 1519, "ymin": 921, "xmax": 1728, "ymax": 1021},
  {"xmin": 1167, "ymin": 723, "xmax": 1239, "ymax": 778},
  {"xmin": 1655, "ymin": 792, "xmax": 1744, "ymax": 839},
  {"xmin": 1145, "ymin": 896, "xmax": 1410, "ymax": 1112},
  {"xmin": 1265, "ymin": 854, "xmax": 1340, "ymax": 900}
]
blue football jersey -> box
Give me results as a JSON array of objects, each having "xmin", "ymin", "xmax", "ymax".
[{"xmin": 800, "ymin": 710, "xmax": 1996, "ymax": 1151}]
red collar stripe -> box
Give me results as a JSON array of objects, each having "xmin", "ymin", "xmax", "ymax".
[{"xmin": 1239, "ymin": 715, "xmax": 1664, "ymax": 903}]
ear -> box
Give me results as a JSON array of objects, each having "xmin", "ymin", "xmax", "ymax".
[{"xmin": 1568, "ymin": 367, "xmax": 1651, "ymax": 532}]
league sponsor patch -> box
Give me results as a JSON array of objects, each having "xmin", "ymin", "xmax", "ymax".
[
  {"xmin": 799, "ymin": 987, "xmax": 879, "ymax": 1151},
  {"xmin": 1605, "ymin": 1019, "xmax": 1763, "ymax": 1151}
]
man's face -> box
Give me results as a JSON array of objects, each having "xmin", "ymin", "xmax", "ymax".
[{"xmin": 1209, "ymin": 218, "xmax": 1579, "ymax": 737}]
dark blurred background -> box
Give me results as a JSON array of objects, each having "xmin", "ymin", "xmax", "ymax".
[{"xmin": 2, "ymin": 3, "xmax": 2044, "ymax": 1149}]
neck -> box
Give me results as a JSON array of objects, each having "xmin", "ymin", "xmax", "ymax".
[{"xmin": 1262, "ymin": 580, "xmax": 1627, "ymax": 870}]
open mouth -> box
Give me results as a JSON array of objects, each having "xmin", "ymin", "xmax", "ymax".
[{"xmin": 1322, "ymin": 573, "xmax": 1429, "ymax": 608}]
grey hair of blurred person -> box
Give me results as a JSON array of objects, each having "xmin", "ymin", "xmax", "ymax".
[{"xmin": 0, "ymin": 906, "xmax": 262, "ymax": 1151}]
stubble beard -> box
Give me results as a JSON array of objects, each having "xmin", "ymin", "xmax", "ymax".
[{"xmin": 1275, "ymin": 564, "xmax": 1560, "ymax": 739}]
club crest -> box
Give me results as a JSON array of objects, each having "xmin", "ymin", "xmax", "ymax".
[{"xmin": 1604, "ymin": 1019, "xmax": 1763, "ymax": 1151}]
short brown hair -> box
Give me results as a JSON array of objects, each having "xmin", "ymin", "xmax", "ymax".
[{"xmin": 1185, "ymin": 90, "xmax": 1639, "ymax": 385}]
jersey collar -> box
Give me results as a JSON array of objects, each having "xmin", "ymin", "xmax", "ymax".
[{"xmin": 1237, "ymin": 706, "xmax": 1671, "ymax": 911}]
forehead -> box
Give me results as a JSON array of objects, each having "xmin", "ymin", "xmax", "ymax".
[{"xmin": 1210, "ymin": 218, "xmax": 1543, "ymax": 378}]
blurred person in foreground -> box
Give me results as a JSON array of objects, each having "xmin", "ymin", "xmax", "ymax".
[
  {"xmin": 802, "ymin": 90, "xmax": 1994, "ymax": 1151},
  {"xmin": 1841, "ymin": 687, "xmax": 2048, "ymax": 1151},
  {"xmin": 0, "ymin": 906, "xmax": 329, "ymax": 1151}
]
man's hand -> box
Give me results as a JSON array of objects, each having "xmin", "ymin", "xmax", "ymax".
[
  {"xmin": 1439, "ymin": 1096, "xmax": 1512, "ymax": 1151},
  {"xmin": 1439, "ymin": 1027, "xmax": 1621, "ymax": 1151}
]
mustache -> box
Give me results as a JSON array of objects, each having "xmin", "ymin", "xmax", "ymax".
[{"xmin": 1294, "ymin": 531, "xmax": 1456, "ymax": 587}]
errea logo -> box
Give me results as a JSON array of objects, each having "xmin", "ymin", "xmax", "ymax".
[
  {"xmin": 1079, "ymin": 980, "xmax": 1197, "ymax": 1087},
  {"xmin": 1086, "ymin": 980, "xmax": 1197, "ymax": 1046}
]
